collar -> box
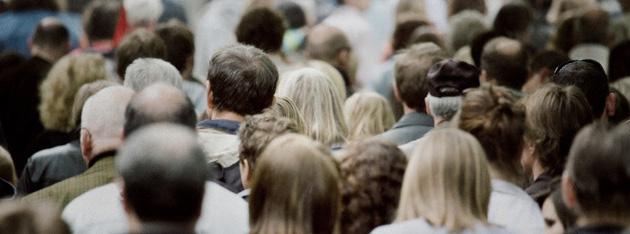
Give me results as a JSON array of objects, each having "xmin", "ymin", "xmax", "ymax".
[
  {"xmin": 87, "ymin": 150, "xmax": 117, "ymax": 168},
  {"xmin": 197, "ymin": 119, "xmax": 241, "ymax": 135},
  {"xmin": 393, "ymin": 112, "xmax": 434, "ymax": 129}
]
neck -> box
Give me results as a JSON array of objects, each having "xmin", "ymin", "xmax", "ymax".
[
  {"xmin": 210, "ymin": 110, "xmax": 244, "ymax": 122},
  {"xmin": 490, "ymin": 166, "xmax": 522, "ymax": 186},
  {"xmin": 532, "ymin": 159, "xmax": 545, "ymax": 180}
]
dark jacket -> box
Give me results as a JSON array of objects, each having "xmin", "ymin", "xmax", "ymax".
[{"xmin": 375, "ymin": 112, "xmax": 433, "ymax": 145}]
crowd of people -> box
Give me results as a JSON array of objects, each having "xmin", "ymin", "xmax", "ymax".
[{"xmin": 0, "ymin": 0, "xmax": 629, "ymax": 233}]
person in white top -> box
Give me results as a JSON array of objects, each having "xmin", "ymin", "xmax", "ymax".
[
  {"xmin": 372, "ymin": 129, "xmax": 509, "ymax": 234},
  {"xmin": 454, "ymin": 85, "xmax": 545, "ymax": 234}
]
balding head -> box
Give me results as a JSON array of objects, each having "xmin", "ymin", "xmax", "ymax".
[
  {"xmin": 480, "ymin": 37, "xmax": 528, "ymax": 90},
  {"xmin": 80, "ymin": 86, "xmax": 134, "ymax": 161},
  {"xmin": 123, "ymin": 58, "xmax": 183, "ymax": 91},
  {"xmin": 306, "ymin": 25, "xmax": 351, "ymax": 67},
  {"xmin": 31, "ymin": 17, "xmax": 70, "ymax": 62},
  {"xmin": 117, "ymin": 124, "xmax": 206, "ymax": 227},
  {"xmin": 124, "ymin": 83, "xmax": 196, "ymax": 137}
]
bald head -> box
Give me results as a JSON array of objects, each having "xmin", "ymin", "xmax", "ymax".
[
  {"xmin": 31, "ymin": 17, "xmax": 70, "ymax": 61},
  {"xmin": 81, "ymin": 86, "xmax": 134, "ymax": 159},
  {"xmin": 117, "ymin": 124, "xmax": 206, "ymax": 224},
  {"xmin": 306, "ymin": 25, "xmax": 351, "ymax": 66},
  {"xmin": 481, "ymin": 37, "xmax": 528, "ymax": 90},
  {"xmin": 124, "ymin": 83, "xmax": 196, "ymax": 137}
]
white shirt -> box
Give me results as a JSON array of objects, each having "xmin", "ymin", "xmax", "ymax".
[
  {"xmin": 488, "ymin": 179, "xmax": 545, "ymax": 234},
  {"xmin": 62, "ymin": 182, "xmax": 249, "ymax": 234}
]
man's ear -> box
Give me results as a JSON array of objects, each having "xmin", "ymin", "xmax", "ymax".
[
  {"xmin": 80, "ymin": 128, "xmax": 92, "ymax": 165},
  {"xmin": 205, "ymin": 80, "xmax": 214, "ymax": 118},
  {"xmin": 239, "ymin": 159, "xmax": 251, "ymax": 188},
  {"xmin": 336, "ymin": 48, "xmax": 350, "ymax": 69},
  {"xmin": 605, "ymin": 92, "xmax": 617, "ymax": 118},
  {"xmin": 562, "ymin": 174, "xmax": 578, "ymax": 209}
]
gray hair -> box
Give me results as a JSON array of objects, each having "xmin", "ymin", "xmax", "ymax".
[
  {"xmin": 117, "ymin": 123, "xmax": 207, "ymax": 222},
  {"xmin": 81, "ymin": 86, "xmax": 134, "ymax": 143},
  {"xmin": 123, "ymin": 0, "xmax": 163, "ymax": 27},
  {"xmin": 447, "ymin": 10, "xmax": 487, "ymax": 53},
  {"xmin": 427, "ymin": 94, "xmax": 462, "ymax": 120},
  {"xmin": 123, "ymin": 58, "xmax": 183, "ymax": 91}
]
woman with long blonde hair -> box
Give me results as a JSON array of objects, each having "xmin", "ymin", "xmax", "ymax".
[
  {"xmin": 343, "ymin": 91, "xmax": 395, "ymax": 141},
  {"xmin": 372, "ymin": 129, "xmax": 508, "ymax": 234}
]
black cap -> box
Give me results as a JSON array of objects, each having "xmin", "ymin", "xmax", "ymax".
[{"xmin": 428, "ymin": 59, "xmax": 481, "ymax": 97}]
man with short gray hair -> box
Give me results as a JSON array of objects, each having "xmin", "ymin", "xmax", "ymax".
[
  {"xmin": 23, "ymin": 86, "xmax": 134, "ymax": 207},
  {"xmin": 123, "ymin": 58, "xmax": 183, "ymax": 91}
]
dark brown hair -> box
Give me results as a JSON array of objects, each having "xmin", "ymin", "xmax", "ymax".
[
  {"xmin": 340, "ymin": 139, "xmax": 407, "ymax": 234},
  {"xmin": 236, "ymin": 7, "xmax": 286, "ymax": 53},
  {"xmin": 155, "ymin": 21, "xmax": 194, "ymax": 73},
  {"xmin": 456, "ymin": 85, "xmax": 526, "ymax": 183},
  {"xmin": 82, "ymin": 0, "xmax": 119, "ymax": 42},
  {"xmin": 448, "ymin": 0, "xmax": 486, "ymax": 17},
  {"xmin": 115, "ymin": 29, "xmax": 167, "ymax": 78}
]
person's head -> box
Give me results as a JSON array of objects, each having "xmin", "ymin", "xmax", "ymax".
[
  {"xmin": 70, "ymin": 80, "xmax": 119, "ymax": 128},
  {"xmin": 542, "ymin": 188, "xmax": 577, "ymax": 234},
  {"xmin": 471, "ymin": 30, "xmax": 502, "ymax": 67},
  {"xmin": 122, "ymin": 0, "xmax": 163, "ymax": 30},
  {"xmin": 522, "ymin": 84, "xmax": 593, "ymax": 178},
  {"xmin": 397, "ymin": 128, "xmax": 491, "ymax": 231},
  {"xmin": 395, "ymin": 0, "xmax": 427, "ymax": 23},
  {"xmin": 265, "ymin": 96, "xmax": 306, "ymax": 134},
  {"xmin": 480, "ymin": 37, "xmax": 529, "ymax": 90},
  {"xmin": 40, "ymin": 53, "xmax": 109, "ymax": 132},
  {"xmin": 123, "ymin": 83, "xmax": 196, "ymax": 137},
  {"xmin": 408, "ymin": 27, "xmax": 445, "ymax": 50},
  {"xmin": 206, "ymin": 44, "xmax": 278, "ymax": 118},
  {"xmin": 0, "ymin": 201, "xmax": 69, "ymax": 234},
  {"xmin": 236, "ymin": 7, "xmax": 285, "ymax": 54},
  {"xmin": 551, "ymin": 15, "xmax": 579, "ymax": 54},
  {"xmin": 492, "ymin": 1, "xmax": 533, "ymax": 42},
  {"xmin": 82, "ymin": 0, "xmax": 119, "ymax": 44},
  {"xmin": 447, "ymin": 10, "xmax": 488, "ymax": 54},
  {"xmin": 546, "ymin": 0, "xmax": 596, "ymax": 25},
  {"xmin": 118, "ymin": 124, "xmax": 206, "ymax": 231},
  {"xmin": 115, "ymin": 29, "xmax": 167, "ymax": 78},
  {"xmin": 340, "ymin": 139, "xmax": 407, "ymax": 234},
  {"xmin": 455, "ymin": 85, "xmax": 526, "ymax": 184},
  {"xmin": 573, "ymin": 7, "xmax": 610, "ymax": 45},
  {"xmin": 551, "ymin": 59, "xmax": 610, "ymax": 118},
  {"xmin": 80, "ymin": 86, "xmax": 134, "ymax": 163},
  {"xmin": 7, "ymin": 0, "xmax": 58, "ymax": 11},
  {"xmin": 344, "ymin": 91, "xmax": 395, "ymax": 141},
  {"xmin": 563, "ymin": 123, "xmax": 630, "ymax": 225},
  {"xmin": 249, "ymin": 134, "xmax": 340, "ymax": 234},
  {"xmin": 391, "ymin": 20, "xmax": 430, "ymax": 52},
  {"xmin": 304, "ymin": 59, "xmax": 348, "ymax": 99},
  {"xmin": 338, "ymin": 0, "xmax": 372, "ymax": 11},
  {"xmin": 426, "ymin": 59, "xmax": 481, "ymax": 122},
  {"xmin": 447, "ymin": 0, "xmax": 485, "ymax": 17},
  {"xmin": 155, "ymin": 21, "xmax": 195, "ymax": 78},
  {"xmin": 394, "ymin": 42, "xmax": 447, "ymax": 113},
  {"xmin": 277, "ymin": 68, "xmax": 347, "ymax": 146},
  {"xmin": 306, "ymin": 25, "xmax": 353, "ymax": 75},
  {"xmin": 30, "ymin": 17, "xmax": 70, "ymax": 62},
  {"xmin": 608, "ymin": 41, "xmax": 630, "ymax": 83},
  {"xmin": 609, "ymin": 88, "xmax": 630, "ymax": 124},
  {"xmin": 277, "ymin": 1, "xmax": 306, "ymax": 30},
  {"xmin": 523, "ymin": 50, "xmax": 570, "ymax": 94},
  {"xmin": 123, "ymin": 58, "xmax": 183, "ymax": 91},
  {"xmin": 238, "ymin": 114, "xmax": 297, "ymax": 188}
]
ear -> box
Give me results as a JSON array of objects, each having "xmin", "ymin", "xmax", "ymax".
[
  {"xmin": 336, "ymin": 49, "xmax": 350, "ymax": 69},
  {"xmin": 80, "ymin": 128, "xmax": 92, "ymax": 165},
  {"xmin": 562, "ymin": 173, "xmax": 578, "ymax": 209},
  {"xmin": 239, "ymin": 159, "xmax": 251, "ymax": 188},
  {"xmin": 605, "ymin": 92, "xmax": 617, "ymax": 118},
  {"xmin": 205, "ymin": 80, "xmax": 214, "ymax": 118}
]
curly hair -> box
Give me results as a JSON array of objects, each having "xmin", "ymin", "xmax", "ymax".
[
  {"xmin": 238, "ymin": 114, "xmax": 297, "ymax": 172},
  {"xmin": 340, "ymin": 139, "xmax": 407, "ymax": 234},
  {"xmin": 39, "ymin": 53, "xmax": 109, "ymax": 132}
]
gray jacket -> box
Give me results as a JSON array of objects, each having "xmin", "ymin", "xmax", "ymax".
[{"xmin": 375, "ymin": 112, "xmax": 433, "ymax": 145}]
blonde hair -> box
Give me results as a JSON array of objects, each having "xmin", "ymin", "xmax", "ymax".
[
  {"xmin": 39, "ymin": 53, "xmax": 109, "ymax": 132},
  {"xmin": 396, "ymin": 128, "xmax": 491, "ymax": 231},
  {"xmin": 343, "ymin": 91, "xmax": 395, "ymax": 141},
  {"xmin": 266, "ymin": 96, "xmax": 306, "ymax": 134},
  {"xmin": 249, "ymin": 134, "xmax": 341, "ymax": 234},
  {"xmin": 277, "ymin": 68, "xmax": 347, "ymax": 146},
  {"xmin": 305, "ymin": 60, "xmax": 347, "ymax": 99}
]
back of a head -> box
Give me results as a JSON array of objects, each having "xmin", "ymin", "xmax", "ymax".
[
  {"xmin": 81, "ymin": 86, "xmax": 135, "ymax": 142},
  {"xmin": 115, "ymin": 29, "xmax": 167, "ymax": 78},
  {"xmin": 575, "ymin": 7, "xmax": 609, "ymax": 45},
  {"xmin": 123, "ymin": 0, "xmax": 163, "ymax": 28},
  {"xmin": 305, "ymin": 25, "xmax": 351, "ymax": 64},
  {"xmin": 566, "ymin": 123, "xmax": 630, "ymax": 221},
  {"xmin": 0, "ymin": 201, "xmax": 69, "ymax": 234},
  {"xmin": 455, "ymin": 85, "xmax": 526, "ymax": 182},
  {"xmin": 340, "ymin": 139, "xmax": 407, "ymax": 234},
  {"xmin": 277, "ymin": 68, "xmax": 347, "ymax": 146},
  {"xmin": 266, "ymin": 96, "xmax": 306, "ymax": 134},
  {"xmin": 524, "ymin": 84, "xmax": 593, "ymax": 176},
  {"xmin": 550, "ymin": 59, "xmax": 609, "ymax": 117},
  {"xmin": 529, "ymin": 50, "xmax": 570, "ymax": 74},
  {"xmin": 155, "ymin": 21, "xmax": 194, "ymax": 74},
  {"xmin": 82, "ymin": 0, "xmax": 120, "ymax": 43},
  {"xmin": 32, "ymin": 17, "xmax": 70, "ymax": 57},
  {"xmin": 70, "ymin": 80, "xmax": 119, "ymax": 129},
  {"xmin": 238, "ymin": 114, "xmax": 298, "ymax": 174},
  {"xmin": 344, "ymin": 91, "xmax": 395, "ymax": 141},
  {"xmin": 492, "ymin": 1, "xmax": 533, "ymax": 40},
  {"xmin": 207, "ymin": 44, "xmax": 278, "ymax": 116},
  {"xmin": 236, "ymin": 7, "xmax": 286, "ymax": 53},
  {"xmin": 395, "ymin": 42, "xmax": 447, "ymax": 112},
  {"xmin": 392, "ymin": 20, "xmax": 429, "ymax": 52},
  {"xmin": 277, "ymin": 2, "xmax": 307, "ymax": 30},
  {"xmin": 471, "ymin": 30, "xmax": 501, "ymax": 67},
  {"xmin": 608, "ymin": 41, "xmax": 630, "ymax": 83},
  {"xmin": 124, "ymin": 83, "xmax": 196, "ymax": 137},
  {"xmin": 123, "ymin": 58, "xmax": 183, "ymax": 91},
  {"xmin": 448, "ymin": 0, "xmax": 485, "ymax": 17},
  {"xmin": 117, "ymin": 124, "xmax": 207, "ymax": 224},
  {"xmin": 448, "ymin": 10, "xmax": 488, "ymax": 53},
  {"xmin": 481, "ymin": 37, "xmax": 529, "ymax": 90},
  {"xmin": 7, "ymin": 0, "xmax": 58, "ymax": 11},
  {"xmin": 250, "ymin": 134, "xmax": 340, "ymax": 234},
  {"xmin": 398, "ymin": 128, "xmax": 490, "ymax": 231}
]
